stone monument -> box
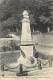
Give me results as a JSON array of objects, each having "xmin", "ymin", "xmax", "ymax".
[{"xmin": 17, "ymin": 10, "xmax": 36, "ymax": 76}]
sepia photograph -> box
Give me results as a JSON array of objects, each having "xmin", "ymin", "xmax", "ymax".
[{"xmin": 0, "ymin": 0, "xmax": 53, "ymax": 80}]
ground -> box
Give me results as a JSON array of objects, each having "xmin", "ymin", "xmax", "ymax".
[
  {"xmin": 0, "ymin": 67, "xmax": 53, "ymax": 80},
  {"xmin": 0, "ymin": 32, "xmax": 53, "ymax": 80}
]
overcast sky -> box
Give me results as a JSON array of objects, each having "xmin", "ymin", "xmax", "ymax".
[{"xmin": 0, "ymin": 0, "xmax": 4, "ymax": 4}]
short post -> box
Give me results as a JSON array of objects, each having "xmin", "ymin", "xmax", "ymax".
[
  {"xmin": 48, "ymin": 58, "xmax": 52, "ymax": 67},
  {"xmin": 37, "ymin": 58, "xmax": 42, "ymax": 70},
  {"xmin": 19, "ymin": 64, "xmax": 23, "ymax": 73},
  {"xmin": 1, "ymin": 64, "xmax": 5, "ymax": 77}
]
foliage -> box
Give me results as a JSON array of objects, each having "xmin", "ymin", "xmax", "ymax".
[{"xmin": 0, "ymin": 0, "xmax": 51, "ymax": 37}]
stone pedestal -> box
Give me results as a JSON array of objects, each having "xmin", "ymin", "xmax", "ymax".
[{"xmin": 17, "ymin": 10, "xmax": 33, "ymax": 66}]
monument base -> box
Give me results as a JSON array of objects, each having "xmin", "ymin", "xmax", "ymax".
[
  {"xmin": 16, "ymin": 64, "xmax": 28, "ymax": 76},
  {"xmin": 16, "ymin": 71, "xmax": 28, "ymax": 76}
]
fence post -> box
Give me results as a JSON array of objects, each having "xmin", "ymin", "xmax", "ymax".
[{"xmin": 48, "ymin": 58, "xmax": 52, "ymax": 67}]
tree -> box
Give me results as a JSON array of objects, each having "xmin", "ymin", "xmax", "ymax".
[{"xmin": 0, "ymin": 0, "xmax": 51, "ymax": 37}]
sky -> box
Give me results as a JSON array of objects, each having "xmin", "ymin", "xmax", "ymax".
[{"xmin": 0, "ymin": 0, "xmax": 4, "ymax": 4}]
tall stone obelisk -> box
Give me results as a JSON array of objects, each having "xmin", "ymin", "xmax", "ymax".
[{"xmin": 17, "ymin": 10, "xmax": 33, "ymax": 66}]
